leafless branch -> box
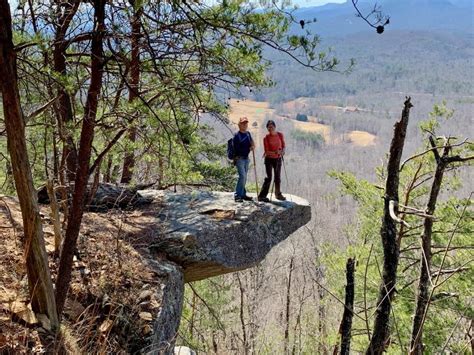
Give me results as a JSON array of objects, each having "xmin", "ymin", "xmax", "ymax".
[{"xmin": 389, "ymin": 200, "xmax": 411, "ymax": 227}]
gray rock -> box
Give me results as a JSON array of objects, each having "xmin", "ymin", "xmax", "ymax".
[
  {"xmin": 140, "ymin": 190, "xmax": 311, "ymax": 282},
  {"xmin": 145, "ymin": 259, "xmax": 184, "ymax": 355},
  {"xmin": 135, "ymin": 190, "xmax": 310, "ymax": 354}
]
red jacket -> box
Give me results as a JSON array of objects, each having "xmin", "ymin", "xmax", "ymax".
[{"xmin": 264, "ymin": 132, "xmax": 285, "ymax": 158}]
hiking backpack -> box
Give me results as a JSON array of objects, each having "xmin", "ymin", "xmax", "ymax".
[
  {"xmin": 227, "ymin": 137, "xmax": 235, "ymax": 160},
  {"xmin": 227, "ymin": 132, "xmax": 251, "ymax": 160}
]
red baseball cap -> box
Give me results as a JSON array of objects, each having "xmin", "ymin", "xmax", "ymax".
[{"xmin": 239, "ymin": 117, "xmax": 249, "ymax": 124}]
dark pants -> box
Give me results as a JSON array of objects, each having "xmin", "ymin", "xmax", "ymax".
[{"xmin": 259, "ymin": 157, "xmax": 282, "ymax": 198}]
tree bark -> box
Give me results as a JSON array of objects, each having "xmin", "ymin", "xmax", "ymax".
[
  {"xmin": 410, "ymin": 137, "xmax": 449, "ymax": 354},
  {"xmin": 0, "ymin": 0, "xmax": 58, "ymax": 329},
  {"xmin": 55, "ymin": 0, "xmax": 106, "ymax": 317},
  {"xmin": 340, "ymin": 258, "xmax": 356, "ymax": 355},
  {"xmin": 284, "ymin": 256, "xmax": 295, "ymax": 355},
  {"xmin": 237, "ymin": 274, "xmax": 249, "ymax": 355},
  {"xmin": 367, "ymin": 98, "xmax": 412, "ymax": 355},
  {"xmin": 46, "ymin": 179, "xmax": 62, "ymax": 254},
  {"xmin": 121, "ymin": 1, "xmax": 142, "ymax": 184},
  {"xmin": 52, "ymin": 1, "xmax": 80, "ymax": 182}
]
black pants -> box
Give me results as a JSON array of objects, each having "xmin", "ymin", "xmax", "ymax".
[{"xmin": 259, "ymin": 157, "xmax": 282, "ymax": 198}]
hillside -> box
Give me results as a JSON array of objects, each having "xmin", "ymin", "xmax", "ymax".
[
  {"xmin": 294, "ymin": 0, "xmax": 473, "ymax": 35},
  {"xmin": 229, "ymin": 98, "xmax": 376, "ymax": 147},
  {"xmin": 0, "ymin": 189, "xmax": 310, "ymax": 353}
]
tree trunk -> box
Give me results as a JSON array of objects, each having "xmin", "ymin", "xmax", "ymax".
[
  {"xmin": 46, "ymin": 179, "xmax": 62, "ymax": 254},
  {"xmin": 52, "ymin": 1, "xmax": 80, "ymax": 182},
  {"xmin": 55, "ymin": 0, "xmax": 106, "ymax": 317},
  {"xmin": 104, "ymin": 155, "xmax": 113, "ymax": 183},
  {"xmin": 121, "ymin": 1, "xmax": 142, "ymax": 184},
  {"xmin": 284, "ymin": 256, "xmax": 295, "ymax": 355},
  {"xmin": 237, "ymin": 274, "xmax": 248, "ymax": 355},
  {"xmin": 0, "ymin": 0, "xmax": 58, "ymax": 329},
  {"xmin": 410, "ymin": 137, "xmax": 449, "ymax": 354},
  {"xmin": 340, "ymin": 258, "xmax": 356, "ymax": 355},
  {"xmin": 367, "ymin": 98, "xmax": 412, "ymax": 355}
]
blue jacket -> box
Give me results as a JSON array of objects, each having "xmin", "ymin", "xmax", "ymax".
[{"xmin": 233, "ymin": 131, "xmax": 253, "ymax": 159}]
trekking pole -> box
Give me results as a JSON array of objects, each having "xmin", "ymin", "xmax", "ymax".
[
  {"xmin": 282, "ymin": 156, "xmax": 292, "ymax": 202},
  {"xmin": 270, "ymin": 180, "xmax": 275, "ymax": 202},
  {"xmin": 252, "ymin": 149, "xmax": 259, "ymax": 198}
]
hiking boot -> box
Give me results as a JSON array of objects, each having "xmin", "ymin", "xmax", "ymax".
[
  {"xmin": 275, "ymin": 182, "xmax": 286, "ymax": 201},
  {"xmin": 258, "ymin": 196, "xmax": 270, "ymax": 202},
  {"xmin": 234, "ymin": 197, "xmax": 243, "ymax": 202},
  {"xmin": 242, "ymin": 195, "xmax": 253, "ymax": 201},
  {"xmin": 275, "ymin": 193, "xmax": 286, "ymax": 201}
]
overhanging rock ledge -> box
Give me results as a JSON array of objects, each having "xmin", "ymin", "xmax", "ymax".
[{"xmin": 139, "ymin": 190, "xmax": 311, "ymax": 282}]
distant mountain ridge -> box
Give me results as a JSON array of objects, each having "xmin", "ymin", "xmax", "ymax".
[{"xmin": 293, "ymin": 0, "xmax": 473, "ymax": 36}]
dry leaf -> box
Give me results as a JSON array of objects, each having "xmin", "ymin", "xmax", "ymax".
[
  {"xmin": 99, "ymin": 319, "xmax": 113, "ymax": 333},
  {"xmin": 0, "ymin": 287, "xmax": 16, "ymax": 303},
  {"xmin": 6, "ymin": 301, "xmax": 37, "ymax": 324},
  {"xmin": 142, "ymin": 324, "xmax": 153, "ymax": 335},
  {"xmin": 139, "ymin": 312, "xmax": 153, "ymax": 321}
]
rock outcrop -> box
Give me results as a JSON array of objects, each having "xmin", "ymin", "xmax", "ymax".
[
  {"xmin": 137, "ymin": 190, "xmax": 311, "ymax": 354},
  {"xmin": 141, "ymin": 190, "xmax": 311, "ymax": 282}
]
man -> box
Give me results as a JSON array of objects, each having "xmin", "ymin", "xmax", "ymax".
[
  {"xmin": 233, "ymin": 117, "xmax": 255, "ymax": 202},
  {"xmin": 258, "ymin": 119, "xmax": 286, "ymax": 202}
]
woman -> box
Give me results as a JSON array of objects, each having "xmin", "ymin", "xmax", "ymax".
[{"xmin": 258, "ymin": 120, "xmax": 286, "ymax": 202}]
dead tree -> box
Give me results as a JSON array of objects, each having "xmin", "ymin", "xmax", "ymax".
[
  {"xmin": 55, "ymin": 0, "xmax": 107, "ymax": 317},
  {"xmin": 284, "ymin": 255, "xmax": 295, "ymax": 355},
  {"xmin": 410, "ymin": 136, "xmax": 474, "ymax": 354},
  {"xmin": 367, "ymin": 97, "xmax": 412, "ymax": 354},
  {"xmin": 0, "ymin": 0, "xmax": 58, "ymax": 329},
  {"xmin": 339, "ymin": 258, "xmax": 356, "ymax": 355},
  {"xmin": 236, "ymin": 274, "xmax": 249, "ymax": 355}
]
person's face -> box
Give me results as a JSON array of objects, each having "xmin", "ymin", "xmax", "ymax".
[
  {"xmin": 267, "ymin": 124, "xmax": 275, "ymax": 133},
  {"xmin": 239, "ymin": 121, "xmax": 248, "ymax": 131}
]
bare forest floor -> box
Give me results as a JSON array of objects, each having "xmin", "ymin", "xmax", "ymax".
[{"xmin": 0, "ymin": 196, "xmax": 166, "ymax": 354}]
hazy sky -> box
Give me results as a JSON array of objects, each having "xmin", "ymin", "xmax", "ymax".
[
  {"xmin": 292, "ymin": 0, "xmax": 345, "ymax": 7},
  {"xmin": 8, "ymin": 0, "xmax": 346, "ymax": 9}
]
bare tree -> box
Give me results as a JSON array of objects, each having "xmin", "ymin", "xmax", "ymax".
[
  {"xmin": 367, "ymin": 97, "xmax": 412, "ymax": 354},
  {"xmin": 410, "ymin": 136, "xmax": 473, "ymax": 354},
  {"xmin": 236, "ymin": 274, "xmax": 249, "ymax": 355},
  {"xmin": 339, "ymin": 258, "xmax": 356, "ymax": 355},
  {"xmin": 283, "ymin": 255, "xmax": 295, "ymax": 355}
]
